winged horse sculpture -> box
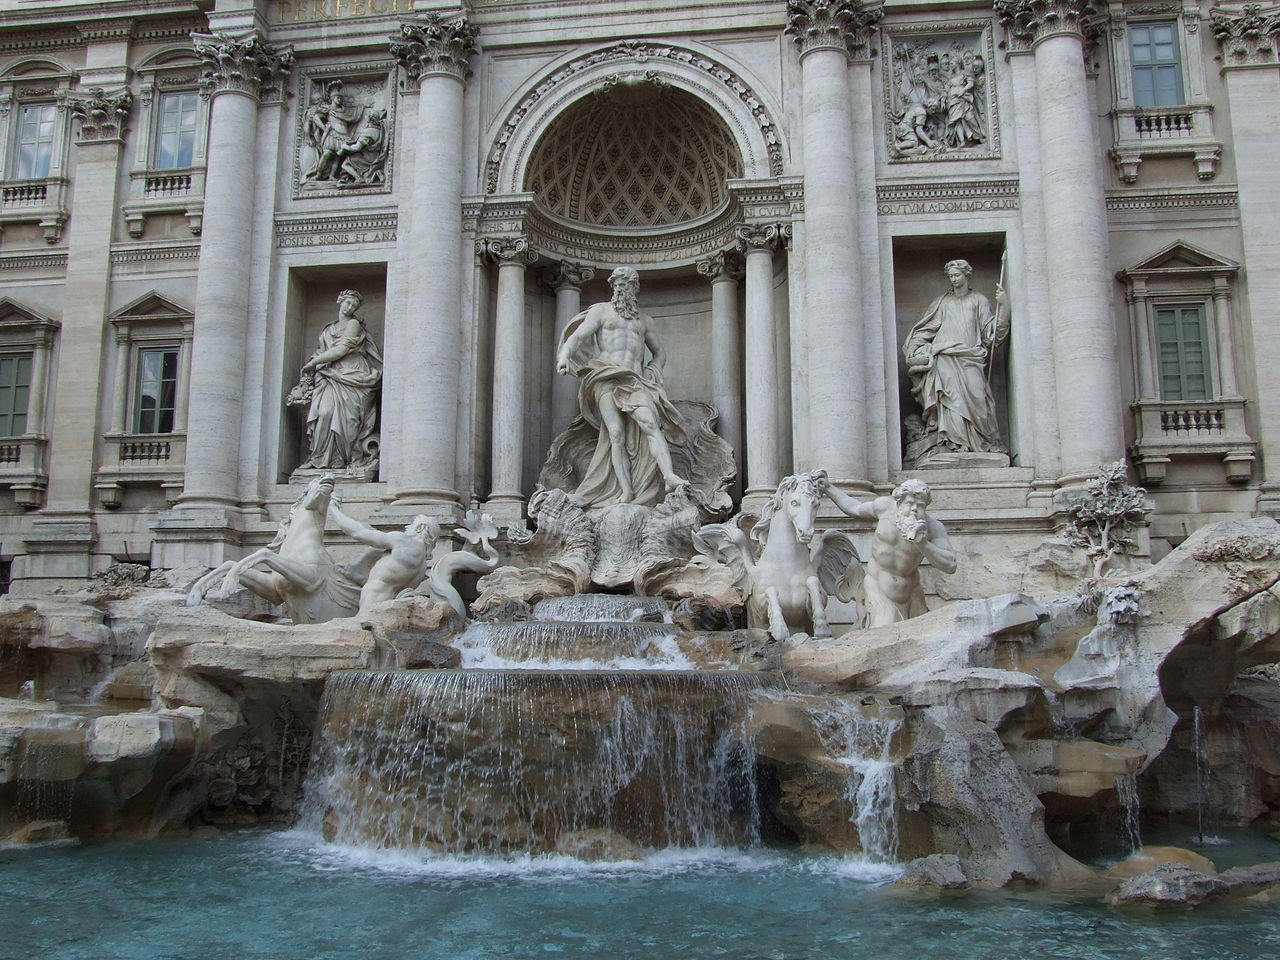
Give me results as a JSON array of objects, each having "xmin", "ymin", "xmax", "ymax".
[{"xmin": 694, "ymin": 470, "xmax": 861, "ymax": 641}]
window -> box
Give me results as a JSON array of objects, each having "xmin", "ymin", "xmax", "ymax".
[
  {"xmin": 1156, "ymin": 305, "xmax": 1210, "ymax": 401},
  {"xmin": 134, "ymin": 346, "xmax": 178, "ymax": 434},
  {"xmin": 0, "ymin": 353, "xmax": 31, "ymax": 437},
  {"xmin": 14, "ymin": 103, "xmax": 55, "ymax": 179},
  {"xmin": 154, "ymin": 92, "xmax": 198, "ymax": 170},
  {"xmin": 1131, "ymin": 22, "xmax": 1183, "ymax": 107}
]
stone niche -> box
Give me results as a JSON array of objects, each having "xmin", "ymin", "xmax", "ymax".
[
  {"xmin": 279, "ymin": 264, "xmax": 387, "ymax": 482},
  {"xmin": 892, "ymin": 233, "xmax": 1009, "ymax": 468}
]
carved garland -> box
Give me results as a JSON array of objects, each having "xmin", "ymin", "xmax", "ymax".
[
  {"xmin": 484, "ymin": 40, "xmax": 785, "ymax": 194},
  {"xmin": 69, "ymin": 88, "xmax": 133, "ymax": 143}
]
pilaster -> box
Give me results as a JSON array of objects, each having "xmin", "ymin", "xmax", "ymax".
[
  {"xmin": 736, "ymin": 224, "xmax": 787, "ymax": 501},
  {"xmin": 696, "ymin": 250, "xmax": 744, "ymax": 497},
  {"xmin": 543, "ymin": 260, "xmax": 594, "ymax": 438}
]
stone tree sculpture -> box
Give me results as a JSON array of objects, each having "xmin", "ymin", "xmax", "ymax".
[
  {"xmin": 1064, "ymin": 462, "xmax": 1153, "ymax": 579},
  {"xmin": 822, "ymin": 476, "xmax": 958, "ymax": 628},
  {"xmin": 287, "ymin": 288, "xmax": 382, "ymax": 479},
  {"xmin": 903, "ymin": 258, "xmax": 1009, "ymax": 465}
]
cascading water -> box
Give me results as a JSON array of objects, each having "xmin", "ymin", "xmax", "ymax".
[
  {"xmin": 1114, "ymin": 772, "xmax": 1141, "ymax": 856},
  {"xmin": 1193, "ymin": 705, "xmax": 1208, "ymax": 844},
  {"xmin": 808, "ymin": 701, "xmax": 902, "ymax": 862},
  {"xmin": 301, "ymin": 669, "xmax": 765, "ymax": 854},
  {"xmin": 454, "ymin": 621, "xmax": 693, "ymax": 670}
]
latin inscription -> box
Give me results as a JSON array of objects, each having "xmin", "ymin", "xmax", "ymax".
[
  {"xmin": 277, "ymin": 230, "xmax": 397, "ymax": 248},
  {"xmin": 877, "ymin": 199, "xmax": 1018, "ymax": 216},
  {"xmin": 273, "ymin": 0, "xmax": 413, "ymax": 24}
]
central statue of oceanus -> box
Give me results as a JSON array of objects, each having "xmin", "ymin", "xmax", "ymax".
[{"xmin": 555, "ymin": 266, "xmax": 690, "ymax": 508}]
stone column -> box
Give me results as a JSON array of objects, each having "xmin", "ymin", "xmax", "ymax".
[
  {"xmin": 543, "ymin": 261, "xmax": 594, "ymax": 438},
  {"xmin": 387, "ymin": 14, "xmax": 478, "ymax": 517},
  {"xmin": 696, "ymin": 251, "xmax": 744, "ymax": 491},
  {"xmin": 479, "ymin": 236, "xmax": 537, "ymax": 522},
  {"xmin": 1210, "ymin": 277, "xmax": 1240, "ymax": 398},
  {"xmin": 997, "ymin": 1, "xmax": 1124, "ymax": 483},
  {"xmin": 175, "ymin": 32, "xmax": 291, "ymax": 515},
  {"xmin": 736, "ymin": 225, "xmax": 787, "ymax": 498},
  {"xmin": 786, "ymin": 1, "xmax": 882, "ymax": 487},
  {"xmin": 109, "ymin": 325, "xmax": 131, "ymax": 434},
  {"xmin": 1127, "ymin": 282, "xmax": 1157, "ymax": 402},
  {"xmin": 1210, "ymin": 6, "xmax": 1280, "ymax": 511}
]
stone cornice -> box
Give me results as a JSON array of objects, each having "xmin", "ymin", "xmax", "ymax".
[
  {"xmin": 1211, "ymin": 4, "xmax": 1280, "ymax": 67},
  {"xmin": 192, "ymin": 31, "xmax": 295, "ymax": 103},
  {"xmin": 389, "ymin": 14, "xmax": 479, "ymax": 85},
  {"xmin": 70, "ymin": 88, "xmax": 133, "ymax": 145},
  {"xmin": 785, "ymin": 0, "xmax": 884, "ymax": 60},
  {"xmin": 994, "ymin": 0, "xmax": 1106, "ymax": 51},
  {"xmin": 75, "ymin": 18, "xmax": 134, "ymax": 43}
]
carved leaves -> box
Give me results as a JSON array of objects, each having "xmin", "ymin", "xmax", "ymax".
[
  {"xmin": 1211, "ymin": 4, "xmax": 1280, "ymax": 66},
  {"xmin": 191, "ymin": 31, "xmax": 294, "ymax": 102},
  {"xmin": 785, "ymin": 0, "xmax": 885, "ymax": 58},
  {"xmin": 389, "ymin": 14, "xmax": 479, "ymax": 84}
]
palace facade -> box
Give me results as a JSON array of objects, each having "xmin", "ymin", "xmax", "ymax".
[{"xmin": 0, "ymin": 0, "xmax": 1277, "ymax": 593}]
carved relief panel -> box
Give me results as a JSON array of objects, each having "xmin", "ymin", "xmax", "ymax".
[
  {"xmin": 882, "ymin": 22, "xmax": 1000, "ymax": 163},
  {"xmin": 292, "ymin": 62, "xmax": 395, "ymax": 199}
]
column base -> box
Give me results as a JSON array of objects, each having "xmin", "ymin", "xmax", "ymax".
[
  {"xmin": 373, "ymin": 488, "xmax": 464, "ymax": 528},
  {"xmin": 482, "ymin": 493, "xmax": 526, "ymax": 526},
  {"xmin": 149, "ymin": 504, "xmax": 258, "ymax": 570},
  {"xmin": 15, "ymin": 514, "xmax": 98, "ymax": 591}
]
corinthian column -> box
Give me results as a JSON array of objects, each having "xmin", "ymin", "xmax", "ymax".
[
  {"xmin": 178, "ymin": 32, "xmax": 292, "ymax": 511},
  {"xmin": 479, "ymin": 236, "xmax": 538, "ymax": 522},
  {"xmin": 544, "ymin": 260, "xmax": 594, "ymax": 438},
  {"xmin": 696, "ymin": 251, "xmax": 744, "ymax": 492},
  {"xmin": 786, "ymin": 1, "xmax": 881, "ymax": 487},
  {"xmin": 1210, "ymin": 5, "xmax": 1280, "ymax": 511},
  {"xmin": 995, "ymin": 0, "xmax": 1123, "ymax": 482},
  {"xmin": 388, "ymin": 14, "xmax": 478, "ymax": 516},
  {"xmin": 736, "ymin": 224, "xmax": 787, "ymax": 498}
]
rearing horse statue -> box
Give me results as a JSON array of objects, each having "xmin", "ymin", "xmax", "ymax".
[
  {"xmin": 186, "ymin": 473, "xmax": 360, "ymax": 624},
  {"xmin": 694, "ymin": 470, "xmax": 861, "ymax": 641}
]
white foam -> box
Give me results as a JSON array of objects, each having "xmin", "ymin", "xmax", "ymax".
[{"xmin": 455, "ymin": 629, "xmax": 696, "ymax": 671}]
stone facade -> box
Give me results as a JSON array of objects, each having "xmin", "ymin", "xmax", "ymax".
[{"xmin": 0, "ymin": 0, "xmax": 1276, "ymax": 593}]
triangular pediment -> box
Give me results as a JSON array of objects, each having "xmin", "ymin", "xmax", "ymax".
[
  {"xmin": 109, "ymin": 292, "xmax": 193, "ymax": 322},
  {"xmin": 0, "ymin": 296, "xmax": 58, "ymax": 330},
  {"xmin": 1123, "ymin": 240, "xmax": 1239, "ymax": 276}
]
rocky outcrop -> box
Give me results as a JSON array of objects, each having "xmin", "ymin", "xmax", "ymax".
[
  {"xmin": 775, "ymin": 518, "xmax": 1280, "ymax": 887},
  {"xmin": 1109, "ymin": 862, "xmax": 1229, "ymax": 906},
  {"xmin": 893, "ymin": 854, "xmax": 970, "ymax": 890}
]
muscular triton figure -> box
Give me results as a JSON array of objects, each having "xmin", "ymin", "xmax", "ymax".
[
  {"xmin": 820, "ymin": 477, "xmax": 958, "ymax": 628},
  {"xmin": 555, "ymin": 266, "xmax": 689, "ymax": 507}
]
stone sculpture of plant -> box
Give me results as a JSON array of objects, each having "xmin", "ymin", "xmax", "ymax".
[{"xmin": 1064, "ymin": 461, "xmax": 1153, "ymax": 579}]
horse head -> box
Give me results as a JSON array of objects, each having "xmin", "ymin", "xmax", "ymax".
[
  {"xmin": 753, "ymin": 471, "xmax": 824, "ymax": 548},
  {"xmin": 298, "ymin": 473, "xmax": 336, "ymax": 514}
]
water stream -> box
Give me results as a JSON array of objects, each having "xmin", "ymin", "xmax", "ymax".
[
  {"xmin": 1114, "ymin": 771, "xmax": 1141, "ymax": 856},
  {"xmin": 302, "ymin": 669, "xmax": 765, "ymax": 854}
]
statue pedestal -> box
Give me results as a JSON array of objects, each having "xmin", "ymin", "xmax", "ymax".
[{"xmin": 911, "ymin": 449, "xmax": 1010, "ymax": 470}]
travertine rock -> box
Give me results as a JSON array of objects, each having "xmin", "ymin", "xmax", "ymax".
[
  {"xmin": 1104, "ymin": 846, "xmax": 1218, "ymax": 881},
  {"xmin": 1109, "ymin": 861, "xmax": 1229, "ymax": 906},
  {"xmin": 893, "ymin": 854, "xmax": 971, "ymax": 891}
]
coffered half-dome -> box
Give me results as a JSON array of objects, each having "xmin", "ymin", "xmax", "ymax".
[{"xmin": 524, "ymin": 81, "xmax": 745, "ymax": 229}]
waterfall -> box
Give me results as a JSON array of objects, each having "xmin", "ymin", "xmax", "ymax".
[
  {"xmin": 301, "ymin": 669, "xmax": 765, "ymax": 854},
  {"xmin": 532, "ymin": 595, "xmax": 670, "ymax": 623},
  {"xmin": 1193, "ymin": 705, "xmax": 1208, "ymax": 844},
  {"xmin": 1114, "ymin": 771, "xmax": 1141, "ymax": 855},
  {"xmin": 809, "ymin": 702, "xmax": 901, "ymax": 862},
  {"xmin": 455, "ymin": 621, "xmax": 688, "ymax": 669}
]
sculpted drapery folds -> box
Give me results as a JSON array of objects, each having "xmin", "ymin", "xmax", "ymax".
[
  {"xmin": 904, "ymin": 259, "xmax": 1009, "ymax": 456},
  {"xmin": 555, "ymin": 267, "xmax": 689, "ymax": 508},
  {"xmin": 290, "ymin": 289, "xmax": 383, "ymax": 472}
]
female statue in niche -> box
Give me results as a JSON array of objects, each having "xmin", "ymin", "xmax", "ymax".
[{"xmin": 289, "ymin": 289, "xmax": 383, "ymax": 474}]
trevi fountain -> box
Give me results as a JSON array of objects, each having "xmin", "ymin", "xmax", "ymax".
[{"xmin": 1, "ymin": 2, "xmax": 1280, "ymax": 958}]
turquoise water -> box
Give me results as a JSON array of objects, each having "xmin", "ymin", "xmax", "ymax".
[{"xmin": 3, "ymin": 830, "xmax": 1279, "ymax": 960}]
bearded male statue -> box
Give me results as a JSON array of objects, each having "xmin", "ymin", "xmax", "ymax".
[{"xmin": 555, "ymin": 267, "xmax": 689, "ymax": 508}]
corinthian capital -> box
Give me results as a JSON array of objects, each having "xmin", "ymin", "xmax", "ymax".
[
  {"xmin": 476, "ymin": 236, "xmax": 538, "ymax": 265},
  {"xmin": 696, "ymin": 250, "xmax": 744, "ymax": 281},
  {"xmin": 70, "ymin": 88, "xmax": 133, "ymax": 144},
  {"xmin": 542, "ymin": 260, "xmax": 595, "ymax": 290},
  {"xmin": 1211, "ymin": 4, "xmax": 1280, "ymax": 67},
  {"xmin": 390, "ymin": 14, "xmax": 479, "ymax": 85},
  {"xmin": 192, "ymin": 31, "xmax": 294, "ymax": 102},
  {"xmin": 785, "ymin": 0, "xmax": 884, "ymax": 60},
  {"xmin": 735, "ymin": 223, "xmax": 791, "ymax": 253},
  {"xmin": 993, "ymin": 0, "xmax": 1105, "ymax": 50}
]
